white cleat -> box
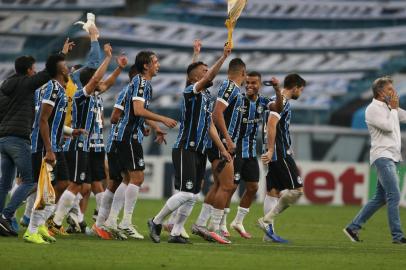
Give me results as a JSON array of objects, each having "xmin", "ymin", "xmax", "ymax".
[
  {"xmin": 119, "ymin": 224, "xmax": 144, "ymax": 240},
  {"xmin": 230, "ymin": 221, "xmax": 252, "ymax": 239}
]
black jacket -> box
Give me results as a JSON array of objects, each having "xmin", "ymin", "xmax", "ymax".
[{"xmin": 0, "ymin": 70, "xmax": 50, "ymax": 141}]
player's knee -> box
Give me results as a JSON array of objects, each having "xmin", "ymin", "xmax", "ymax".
[
  {"xmin": 281, "ymin": 189, "xmax": 303, "ymax": 204},
  {"xmin": 246, "ymin": 183, "xmax": 258, "ymax": 194}
]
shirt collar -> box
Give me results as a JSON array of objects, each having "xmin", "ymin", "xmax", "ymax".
[{"xmin": 372, "ymin": 98, "xmax": 387, "ymax": 107}]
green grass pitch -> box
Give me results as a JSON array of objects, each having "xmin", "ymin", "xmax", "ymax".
[{"xmin": 1, "ymin": 199, "xmax": 405, "ymax": 270}]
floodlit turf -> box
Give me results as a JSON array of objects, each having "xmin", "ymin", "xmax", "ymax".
[{"xmin": 1, "ymin": 199, "xmax": 405, "ymax": 270}]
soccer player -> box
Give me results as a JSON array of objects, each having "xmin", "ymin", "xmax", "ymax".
[
  {"xmin": 258, "ymin": 73, "xmax": 306, "ymax": 243},
  {"xmin": 103, "ymin": 51, "xmax": 177, "ymax": 238},
  {"xmin": 193, "ymin": 58, "xmax": 246, "ymax": 244},
  {"xmin": 23, "ymin": 54, "xmax": 85, "ymax": 244},
  {"xmin": 46, "ymin": 44, "xmax": 115, "ymax": 235},
  {"xmin": 92, "ymin": 64, "xmax": 139, "ymax": 240},
  {"xmin": 228, "ymin": 72, "xmax": 282, "ymax": 239},
  {"xmin": 147, "ymin": 43, "xmax": 232, "ymax": 244},
  {"xmin": 65, "ymin": 53, "xmax": 129, "ymax": 234}
]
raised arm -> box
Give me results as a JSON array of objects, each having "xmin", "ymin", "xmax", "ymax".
[
  {"xmin": 191, "ymin": 39, "xmax": 202, "ymax": 64},
  {"xmin": 194, "ymin": 43, "xmax": 231, "ymax": 93},
  {"xmin": 83, "ymin": 43, "xmax": 113, "ymax": 95},
  {"xmin": 98, "ymin": 55, "xmax": 128, "ymax": 93},
  {"xmin": 267, "ymin": 77, "xmax": 283, "ymax": 113}
]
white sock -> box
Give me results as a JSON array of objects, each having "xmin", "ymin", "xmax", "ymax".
[
  {"xmin": 71, "ymin": 193, "xmax": 82, "ymax": 217},
  {"xmin": 120, "ymin": 184, "xmax": 140, "ymax": 227},
  {"xmin": 24, "ymin": 192, "xmax": 36, "ymax": 218},
  {"xmin": 154, "ymin": 192, "xmax": 194, "ymax": 225},
  {"xmin": 44, "ymin": 204, "xmax": 56, "ymax": 221},
  {"xmin": 95, "ymin": 192, "xmax": 103, "ymax": 211},
  {"xmin": 264, "ymin": 195, "xmax": 278, "ymax": 215},
  {"xmin": 167, "ymin": 209, "xmax": 178, "ymax": 226},
  {"xmin": 210, "ymin": 208, "xmax": 224, "ymax": 232},
  {"xmin": 105, "ymin": 183, "xmax": 127, "ymax": 226},
  {"xmin": 264, "ymin": 190, "xmax": 302, "ymax": 223},
  {"xmin": 195, "ymin": 203, "xmax": 213, "ymax": 227},
  {"xmin": 53, "ymin": 190, "xmax": 76, "ymax": 226},
  {"xmin": 28, "ymin": 209, "xmax": 45, "ymax": 234},
  {"xmin": 220, "ymin": 207, "xmax": 230, "ymax": 227},
  {"xmin": 96, "ymin": 189, "xmax": 114, "ymax": 227},
  {"xmin": 233, "ymin": 206, "xmax": 249, "ymax": 224},
  {"xmin": 78, "ymin": 210, "xmax": 84, "ymax": 223},
  {"xmin": 171, "ymin": 196, "xmax": 196, "ymax": 236}
]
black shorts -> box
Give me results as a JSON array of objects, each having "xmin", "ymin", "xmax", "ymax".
[
  {"xmin": 207, "ymin": 143, "xmax": 227, "ymax": 163},
  {"xmin": 87, "ymin": 151, "xmax": 106, "ymax": 183},
  {"xmin": 32, "ymin": 152, "xmax": 70, "ymax": 183},
  {"xmin": 172, "ymin": 148, "xmax": 207, "ymax": 194},
  {"xmin": 107, "ymin": 145, "xmax": 123, "ymax": 182},
  {"xmin": 233, "ymin": 156, "xmax": 259, "ymax": 184},
  {"xmin": 65, "ymin": 150, "xmax": 89, "ymax": 184},
  {"xmin": 266, "ymin": 154, "xmax": 303, "ymax": 192},
  {"xmin": 115, "ymin": 139, "xmax": 145, "ymax": 172}
]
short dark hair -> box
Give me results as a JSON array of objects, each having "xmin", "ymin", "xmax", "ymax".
[
  {"xmin": 372, "ymin": 76, "xmax": 393, "ymax": 98},
  {"xmin": 14, "ymin": 55, "xmax": 36, "ymax": 75},
  {"xmin": 228, "ymin": 58, "xmax": 246, "ymax": 74},
  {"xmin": 247, "ymin": 71, "xmax": 262, "ymax": 80},
  {"xmin": 135, "ymin": 51, "xmax": 156, "ymax": 74},
  {"xmin": 284, "ymin": 73, "xmax": 306, "ymax": 89},
  {"xmin": 45, "ymin": 54, "xmax": 65, "ymax": 78},
  {"xmin": 187, "ymin": 61, "xmax": 206, "ymax": 76},
  {"xmin": 128, "ymin": 64, "xmax": 138, "ymax": 80},
  {"xmin": 79, "ymin": 67, "xmax": 97, "ymax": 87}
]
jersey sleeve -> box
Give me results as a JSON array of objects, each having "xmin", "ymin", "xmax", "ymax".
[
  {"xmin": 217, "ymin": 80, "xmax": 237, "ymax": 107},
  {"xmin": 114, "ymin": 87, "xmax": 127, "ymax": 111},
  {"xmin": 183, "ymin": 84, "xmax": 196, "ymax": 94},
  {"xmin": 41, "ymin": 81, "xmax": 58, "ymax": 107},
  {"xmin": 132, "ymin": 76, "xmax": 147, "ymax": 102}
]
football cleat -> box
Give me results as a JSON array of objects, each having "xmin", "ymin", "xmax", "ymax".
[
  {"xmin": 92, "ymin": 224, "xmax": 112, "ymax": 240},
  {"xmin": 147, "ymin": 218, "xmax": 162, "ymax": 243},
  {"xmin": 119, "ymin": 224, "xmax": 144, "ymax": 240},
  {"xmin": 47, "ymin": 218, "xmax": 69, "ymax": 236},
  {"xmin": 38, "ymin": 224, "xmax": 56, "ymax": 243},
  {"xmin": 19, "ymin": 215, "xmax": 30, "ymax": 227},
  {"xmin": 230, "ymin": 221, "xmax": 252, "ymax": 239},
  {"xmin": 168, "ymin": 235, "xmax": 191, "ymax": 244},
  {"xmin": 257, "ymin": 218, "xmax": 288, "ymax": 244},
  {"xmin": 191, "ymin": 224, "xmax": 214, "ymax": 242},
  {"xmin": 209, "ymin": 230, "xmax": 231, "ymax": 244},
  {"xmin": 23, "ymin": 230, "xmax": 48, "ymax": 244}
]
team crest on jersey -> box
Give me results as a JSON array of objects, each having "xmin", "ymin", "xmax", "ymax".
[
  {"xmin": 297, "ymin": 176, "xmax": 303, "ymax": 185},
  {"xmin": 186, "ymin": 180, "xmax": 193, "ymax": 190},
  {"xmin": 139, "ymin": 89, "xmax": 144, "ymax": 94},
  {"xmin": 257, "ymin": 106, "xmax": 264, "ymax": 114},
  {"xmin": 52, "ymin": 93, "xmax": 57, "ymax": 99},
  {"xmin": 224, "ymin": 93, "xmax": 229, "ymax": 98},
  {"xmin": 234, "ymin": 173, "xmax": 241, "ymax": 181},
  {"xmin": 138, "ymin": 159, "xmax": 145, "ymax": 167},
  {"xmin": 189, "ymin": 141, "xmax": 195, "ymax": 147},
  {"xmin": 80, "ymin": 172, "xmax": 86, "ymax": 181},
  {"xmin": 78, "ymin": 142, "xmax": 83, "ymax": 148}
]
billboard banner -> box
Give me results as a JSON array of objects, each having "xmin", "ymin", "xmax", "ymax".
[
  {"xmin": 138, "ymin": 157, "xmax": 406, "ymax": 207},
  {"xmin": 0, "ymin": 0, "xmax": 125, "ymax": 9}
]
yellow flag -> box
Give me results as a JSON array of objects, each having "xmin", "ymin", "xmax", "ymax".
[
  {"xmin": 33, "ymin": 159, "xmax": 56, "ymax": 210},
  {"xmin": 225, "ymin": 0, "xmax": 247, "ymax": 48}
]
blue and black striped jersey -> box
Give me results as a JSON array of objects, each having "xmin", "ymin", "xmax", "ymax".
[
  {"xmin": 31, "ymin": 80, "xmax": 68, "ymax": 153},
  {"xmin": 216, "ymin": 79, "xmax": 243, "ymax": 142},
  {"xmin": 237, "ymin": 94, "xmax": 271, "ymax": 158},
  {"xmin": 106, "ymin": 86, "xmax": 128, "ymax": 153},
  {"xmin": 114, "ymin": 74, "xmax": 152, "ymax": 144},
  {"xmin": 63, "ymin": 88, "xmax": 95, "ymax": 152},
  {"xmin": 174, "ymin": 84, "xmax": 215, "ymax": 154},
  {"xmin": 262, "ymin": 96, "xmax": 291, "ymax": 161},
  {"xmin": 88, "ymin": 94, "xmax": 105, "ymax": 152}
]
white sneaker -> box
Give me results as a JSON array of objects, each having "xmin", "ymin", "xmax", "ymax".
[
  {"xmin": 119, "ymin": 224, "xmax": 144, "ymax": 240},
  {"xmin": 230, "ymin": 221, "xmax": 252, "ymax": 239},
  {"xmin": 180, "ymin": 227, "xmax": 190, "ymax": 239}
]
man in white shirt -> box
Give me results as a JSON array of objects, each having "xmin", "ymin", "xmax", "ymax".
[{"xmin": 344, "ymin": 76, "xmax": 406, "ymax": 244}]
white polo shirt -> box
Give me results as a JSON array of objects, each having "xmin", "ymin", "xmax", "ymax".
[{"xmin": 365, "ymin": 98, "xmax": 406, "ymax": 164}]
